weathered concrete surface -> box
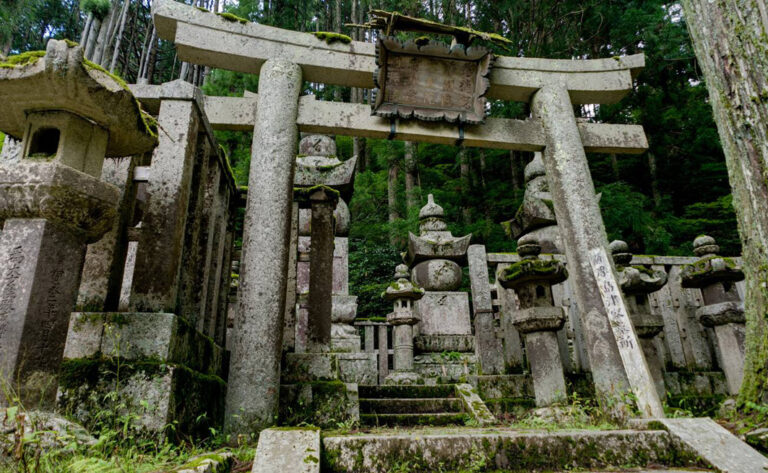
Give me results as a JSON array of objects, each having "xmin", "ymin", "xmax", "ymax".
[
  {"xmin": 279, "ymin": 383, "xmax": 359, "ymax": 429},
  {"xmin": 322, "ymin": 428, "xmax": 704, "ymax": 473},
  {"xmin": 307, "ymin": 195, "xmax": 335, "ymax": 351},
  {"xmin": 152, "ymin": 0, "xmax": 645, "ymax": 104},
  {"xmin": 531, "ymin": 84, "xmax": 632, "ymax": 405},
  {"xmin": 658, "ymin": 417, "xmax": 768, "ymax": 473},
  {"xmin": 226, "ymin": 59, "xmax": 302, "ymax": 434},
  {"xmin": 283, "ymin": 352, "xmax": 377, "ymax": 385},
  {"xmin": 252, "ymin": 428, "xmax": 320, "ymax": 473}
]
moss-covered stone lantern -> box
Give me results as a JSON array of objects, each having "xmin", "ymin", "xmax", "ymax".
[
  {"xmin": 0, "ymin": 40, "xmax": 157, "ymax": 406},
  {"xmin": 680, "ymin": 235, "xmax": 746, "ymax": 394},
  {"xmin": 498, "ymin": 234, "xmax": 568, "ymax": 406},
  {"xmin": 383, "ymin": 264, "xmax": 425, "ymax": 385}
]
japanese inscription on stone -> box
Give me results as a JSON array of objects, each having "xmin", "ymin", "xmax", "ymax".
[
  {"xmin": 589, "ymin": 246, "xmax": 665, "ymax": 418},
  {"xmin": 0, "ymin": 246, "xmax": 24, "ymax": 337}
]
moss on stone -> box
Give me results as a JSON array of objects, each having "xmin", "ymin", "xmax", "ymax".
[
  {"xmin": 195, "ymin": 6, "xmax": 210, "ymax": 12},
  {"xmin": 83, "ymin": 58, "xmax": 158, "ymax": 139},
  {"xmin": 0, "ymin": 50, "xmax": 45, "ymax": 69},
  {"xmin": 312, "ymin": 31, "xmax": 352, "ymax": 44},
  {"xmin": 216, "ymin": 12, "xmax": 248, "ymax": 24},
  {"xmin": 293, "ymin": 184, "xmax": 341, "ymax": 202}
]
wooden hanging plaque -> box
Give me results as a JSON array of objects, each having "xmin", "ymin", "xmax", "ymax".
[{"xmin": 371, "ymin": 37, "xmax": 493, "ymax": 124}]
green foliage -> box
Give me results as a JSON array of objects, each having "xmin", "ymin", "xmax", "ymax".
[
  {"xmin": 79, "ymin": 0, "xmax": 110, "ymax": 20},
  {"xmin": 349, "ymin": 238, "xmax": 401, "ymax": 318}
]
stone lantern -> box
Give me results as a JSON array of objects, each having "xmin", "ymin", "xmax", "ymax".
[
  {"xmin": 610, "ymin": 240, "xmax": 668, "ymax": 399},
  {"xmin": 498, "ymin": 234, "xmax": 568, "ymax": 406},
  {"xmin": 680, "ymin": 235, "xmax": 746, "ymax": 394},
  {"xmin": 383, "ymin": 264, "xmax": 425, "ymax": 385},
  {"xmin": 0, "ymin": 40, "xmax": 157, "ymax": 406}
]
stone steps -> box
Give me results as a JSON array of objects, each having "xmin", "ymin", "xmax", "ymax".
[
  {"xmin": 359, "ymin": 412, "xmax": 467, "ymax": 427},
  {"xmin": 358, "ymin": 384, "xmax": 466, "ymax": 428},
  {"xmin": 321, "ymin": 428, "xmax": 712, "ymax": 473},
  {"xmin": 360, "ymin": 397, "xmax": 463, "ymax": 414}
]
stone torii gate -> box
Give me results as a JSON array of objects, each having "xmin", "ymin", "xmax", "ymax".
[{"xmin": 149, "ymin": 0, "xmax": 659, "ymax": 434}]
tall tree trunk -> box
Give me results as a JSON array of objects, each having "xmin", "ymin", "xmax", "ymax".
[
  {"xmin": 478, "ymin": 149, "xmax": 492, "ymax": 221},
  {"xmin": 610, "ymin": 153, "xmax": 620, "ymax": 181},
  {"xmin": 145, "ymin": 27, "xmax": 159, "ymax": 84},
  {"xmin": 404, "ymin": 141, "xmax": 420, "ymax": 211},
  {"xmin": 109, "ymin": 0, "xmax": 131, "ymax": 73},
  {"xmin": 647, "ymin": 151, "xmax": 662, "ymax": 209},
  {"xmin": 80, "ymin": 13, "xmax": 94, "ymax": 48},
  {"xmin": 84, "ymin": 17, "xmax": 101, "ymax": 59},
  {"xmin": 510, "ymin": 150, "xmax": 523, "ymax": 191},
  {"xmin": 387, "ymin": 149, "xmax": 401, "ymax": 246},
  {"xmin": 459, "ymin": 148, "xmax": 471, "ymax": 224},
  {"xmin": 681, "ymin": 0, "xmax": 768, "ymax": 406}
]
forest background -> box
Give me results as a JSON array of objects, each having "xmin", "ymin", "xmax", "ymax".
[{"xmin": 0, "ymin": 0, "xmax": 740, "ymax": 317}]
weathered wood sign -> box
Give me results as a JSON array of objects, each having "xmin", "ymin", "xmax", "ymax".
[{"xmin": 372, "ymin": 37, "xmax": 493, "ymax": 124}]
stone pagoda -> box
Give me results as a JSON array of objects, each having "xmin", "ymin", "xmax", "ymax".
[
  {"xmin": 0, "ymin": 40, "xmax": 157, "ymax": 406},
  {"xmin": 406, "ymin": 194, "xmax": 475, "ymax": 380}
]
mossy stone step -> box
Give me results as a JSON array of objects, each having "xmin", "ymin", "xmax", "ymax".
[
  {"xmin": 358, "ymin": 384, "xmax": 455, "ymax": 399},
  {"xmin": 321, "ymin": 428, "xmax": 709, "ymax": 473},
  {"xmin": 360, "ymin": 412, "xmax": 467, "ymax": 427},
  {"xmin": 360, "ymin": 398, "xmax": 463, "ymax": 415}
]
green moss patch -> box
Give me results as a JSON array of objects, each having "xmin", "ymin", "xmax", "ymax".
[
  {"xmin": 0, "ymin": 50, "xmax": 45, "ymax": 69},
  {"xmin": 216, "ymin": 12, "xmax": 248, "ymax": 24},
  {"xmin": 312, "ymin": 32, "xmax": 352, "ymax": 44}
]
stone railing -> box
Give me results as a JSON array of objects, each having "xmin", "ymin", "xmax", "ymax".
[
  {"xmin": 354, "ymin": 319, "xmax": 394, "ymax": 384},
  {"xmin": 474, "ymin": 249, "xmax": 745, "ymax": 399}
]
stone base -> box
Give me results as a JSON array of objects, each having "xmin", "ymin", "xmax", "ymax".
[
  {"xmin": 384, "ymin": 371, "xmax": 424, "ymax": 385},
  {"xmin": 331, "ymin": 336, "xmax": 361, "ymax": 353},
  {"xmin": 56, "ymin": 312, "xmax": 228, "ymax": 439},
  {"xmin": 57, "ymin": 359, "xmax": 225, "ymax": 439},
  {"xmin": 414, "ymin": 335, "xmax": 475, "ymax": 353},
  {"xmin": 279, "ymin": 382, "xmax": 359, "ymax": 428},
  {"xmin": 413, "ymin": 353, "xmax": 479, "ymax": 382},
  {"xmin": 283, "ymin": 352, "xmax": 377, "ymax": 385},
  {"xmin": 63, "ymin": 312, "xmax": 227, "ymax": 377}
]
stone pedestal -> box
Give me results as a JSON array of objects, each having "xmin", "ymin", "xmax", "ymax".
[{"xmin": 306, "ymin": 190, "xmax": 337, "ymax": 352}]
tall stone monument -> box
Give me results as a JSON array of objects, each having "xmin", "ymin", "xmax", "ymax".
[
  {"xmin": 0, "ymin": 40, "xmax": 157, "ymax": 405},
  {"xmin": 406, "ymin": 194, "xmax": 476, "ymax": 380}
]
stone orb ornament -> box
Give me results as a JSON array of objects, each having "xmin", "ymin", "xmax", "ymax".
[{"xmin": 411, "ymin": 259, "xmax": 462, "ymax": 291}]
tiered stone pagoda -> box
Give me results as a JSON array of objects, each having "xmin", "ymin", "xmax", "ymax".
[
  {"xmin": 383, "ymin": 264, "xmax": 424, "ymax": 385},
  {"xmin": 406, "ymin": 194, "xmax": 475, "ymax": 380}
]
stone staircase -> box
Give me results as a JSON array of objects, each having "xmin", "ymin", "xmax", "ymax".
[{"xmin": 358, "ymin": 384, "xmax": 468, "ymax": 427}]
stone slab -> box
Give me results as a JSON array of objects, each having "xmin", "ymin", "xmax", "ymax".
[
  {"xmin": 454, "ymin": 383, "xmax": 496, "ymax": 425},
  {"xmin": 415, "ymin": 292, "xmax": 471, "ymax": 336},
  {"xmin": 657, "ymin": 417, "xmax": 768, "ymax": 473},
  {"xmin": 252, "ymin": 428, "xmax": 320, "ymax": 473},
  {"xmin": 321, "ymin": 428, "xmax": 705, "ymax": 473},
  {"xmin": 279, "ymin": 383, "xmax": 359, "ymax": 429}
]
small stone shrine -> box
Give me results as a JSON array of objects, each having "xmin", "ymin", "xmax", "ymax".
[{"xmin": 383, "ymin": 264, "xmax": 424, "ymax": 385}]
